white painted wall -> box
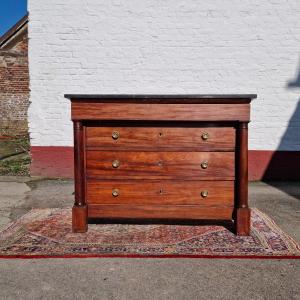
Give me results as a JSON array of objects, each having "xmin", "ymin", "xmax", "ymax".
[{"xmin": 28, "ymin": 0, "xmax": 300, "ymax": 150}]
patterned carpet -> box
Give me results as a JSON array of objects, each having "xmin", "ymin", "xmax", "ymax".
[{"xmin": 0, "ymin": 208, "xmax": 300, "ymax": 258}]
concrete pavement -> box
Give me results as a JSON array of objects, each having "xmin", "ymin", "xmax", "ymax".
[{"xmin": 0, "ymin": 177, "xmax": 299, "ymax": 300}]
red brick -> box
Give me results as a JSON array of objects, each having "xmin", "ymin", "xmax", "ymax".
[{"xmin": 0, "ymin": 26, "xmax": 29, "ymax": 137}]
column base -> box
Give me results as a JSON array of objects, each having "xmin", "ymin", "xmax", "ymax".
[
  {"xmin": 72, "ymin": 205, "xmax": 88, "ymax": 233},
  {"xmin": 234, "ymin": 208, "xmax": 251, "ymax": 236}
]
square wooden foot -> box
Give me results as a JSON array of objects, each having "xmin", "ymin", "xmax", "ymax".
[
  {"xmin": 235, "ymin": 208, "xmax": 251, "ymax": 236},
  {"xmin": 72, "ymin": 205, "xmax": 88, "ymax": 233}
]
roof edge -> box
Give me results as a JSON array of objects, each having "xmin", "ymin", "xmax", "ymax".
[{"xmin": 0, "ymin": 13, "xmax": 29, "ymax": 48}]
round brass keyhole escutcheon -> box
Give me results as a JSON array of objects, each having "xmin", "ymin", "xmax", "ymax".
[
  {"xmin": 201, "ymin": 161, "xmax": 208, "ymax": 169},
  {"xmin": 112, "ymin": 189, "xmax": 120, "ymax": 197},
  {"xmin": 201, "ymin": 132, "xmax": 209, "ymax": 140},
  {"xmin": 201, "ymin": 190, "xmax": 208, "ymax": 198},
  {"xmin": 112, "ymin": 131, "xmax": 120, "ymax": 140},
  {"xmin": 112, "ymin": 160, "xmax": 120, "ymax": 168}
]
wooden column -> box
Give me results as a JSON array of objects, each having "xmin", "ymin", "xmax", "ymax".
[
  {"xmin": 72, "ymin": 120, "xmax": 88, "ymax": 232},
  {"xmin": 235, "ymin": 122, "xmax": 251, "ymax": 235}
]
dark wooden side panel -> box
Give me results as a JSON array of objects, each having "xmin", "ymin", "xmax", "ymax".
[
  {"xmin": 86, "ymin": 180, "xmax": 234, "ymax": 206},
  {"xmin": 72, "ymin": 103, "xmax": 250, "ymax": 122},
  {"xmin": 86, "ymin": 126, "xmax": 235, "ymax": 151},
  {"xmin": 86, "ymin": 151, "xmax": 235, "ymax": 180},
  {"xmin": 88, "ymin": 205, "xmax": 234, "ymax": 220}
]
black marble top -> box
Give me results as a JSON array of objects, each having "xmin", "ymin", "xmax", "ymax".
[{"xmin": 65, "ymin": 94, "xmax": 257, "ymax": 100}]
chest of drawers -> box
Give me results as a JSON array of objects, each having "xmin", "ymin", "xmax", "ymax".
[{"xmin": 65, "ymin": 94, "xmax": 256, "ymax": 236}]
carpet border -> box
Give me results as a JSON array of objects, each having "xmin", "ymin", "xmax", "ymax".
[
  {"xmin": 0, "ymin": 254, "xmax": 300, "ymax": 259},
  {"xmin": 252, "ymin": 208, "xmax": 300, "ymax": 252}
]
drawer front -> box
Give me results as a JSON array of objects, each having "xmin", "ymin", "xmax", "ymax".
[
  {"xmin": 86, "ymin": 126, "xmax": 235, "ymax": 151},
  {"xmin": 87, "ymin": 180, "xmax": 234, "ymax": 206},
  {"xmin": 86, "ymin": 151, "xmax": 235, "ymax": 180}
]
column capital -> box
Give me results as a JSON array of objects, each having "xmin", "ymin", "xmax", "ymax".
[
  {"xmin": 73, "ymin": 120, "xmax": 83, "ymax": 130},
  {"xmin": 238, "ymin": 122, "xmax": 249, "ymax": 129}
]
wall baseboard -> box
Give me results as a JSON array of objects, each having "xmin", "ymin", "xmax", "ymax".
[
  {"xmin": 30, "ymin": 146, "xmax": 74, "ymax": 178},
  {"xmin": 30, "ymin": 147, "xmax": 300, "ymax": 181},
  {"xmin": 248, "ymin": 150, "xmax": 300, "ymax": 180}
]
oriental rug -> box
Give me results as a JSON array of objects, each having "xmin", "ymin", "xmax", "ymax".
[{"xmin": 0, "ymin": 208, "xmax": 300, "ymax": 259}]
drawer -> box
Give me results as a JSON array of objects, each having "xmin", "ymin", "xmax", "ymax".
[
  {"xmin": 86, "ymin": 151, "xmax": 235, "ymax": 180},
  {"xmin": 87, "ymin": 180, "xmax": 234, "ymax": 206},
  {"xmin": 86, "ymin": 126, "xmax": 235, "ymax": 151}
]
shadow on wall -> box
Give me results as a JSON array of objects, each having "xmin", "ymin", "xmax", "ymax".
[
  {"xmin": 287, "ymin": 60, "xmax": 300, "ymax": 88},
  {"xmin": 262, "ymin": 99, "xmax": 300, "ymax": 180},
  {"xmin": 260, "ymin": 61, "xmax": 300, "ymax": 199}
]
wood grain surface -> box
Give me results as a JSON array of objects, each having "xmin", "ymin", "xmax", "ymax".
[
  {"xmin": 86, "ymin": 126, "xmax": 235, "ymax": 151},
  {"xmin": 86, "ymin": 180, "xmax": 234, "ymax": 206},
  {"xmin": 86, "ymin": 151, "xmax": 235, "ymax": 180},
  {"xmin": 88, "ymin": 204, "xmax": 234, "ymax": 220},
  {"xmin": 72, "ymin": 102, "xmax": 250, "ymax": 121}
]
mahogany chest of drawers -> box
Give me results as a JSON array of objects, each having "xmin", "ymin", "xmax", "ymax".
[{"xmin": 65, "ymin": 94, "xmax": 256, "ymax": 235}]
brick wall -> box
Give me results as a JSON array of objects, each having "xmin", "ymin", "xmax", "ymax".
[
  {"xmin": 28, "ymin": 1, "xmax": 300, "ymax": 150},
  {"xmin": 0, "ymin": 27, "xmax": 29, "ymax": 137}
]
